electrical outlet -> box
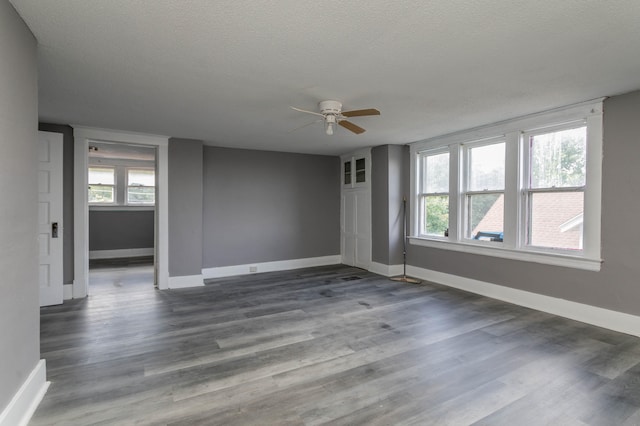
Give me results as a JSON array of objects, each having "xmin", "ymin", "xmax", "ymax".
[{"xmin": 249, "ymin": 266, "xmax": 258, "ymax": 273}]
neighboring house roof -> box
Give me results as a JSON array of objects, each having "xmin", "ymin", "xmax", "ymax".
[{"xmin": 473, "ymin": 192, "xmax": 584, "ymax": 249}]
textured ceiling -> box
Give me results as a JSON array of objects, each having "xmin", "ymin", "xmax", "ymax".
[{"xmin": 10, "ymin": 0, "xmax": 640, "ymax": 155}]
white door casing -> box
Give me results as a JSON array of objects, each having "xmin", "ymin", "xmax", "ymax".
[
  {"xmin": 38, "ymin": 131, "xmax": 64, "ymax": 306},
  {"xmin": 73, "ymin": 127, "xmax": 169, "ymax": 296}
]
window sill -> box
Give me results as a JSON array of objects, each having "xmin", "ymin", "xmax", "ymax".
[
  {"xmin": 408, "ymin": 237, "xmax": 602, "ymax": 271},
  {"xmin": 89, "ymin": 205, "xmax": 155, "ymax": 212}
]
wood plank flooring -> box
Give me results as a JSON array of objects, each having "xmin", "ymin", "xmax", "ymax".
[{"xmin": 32, "ymin": 264, "xmax": 640, "ymax": 425}]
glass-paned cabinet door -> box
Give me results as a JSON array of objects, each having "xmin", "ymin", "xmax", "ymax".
[
  {"xmin": 355, "ymin": 158, "xmax": 366, "ymax": 183},
  {"xmin": 344, "ymin": 161, "xmax": 352, "ymax": 185},
  {"xmin": 342, "ymin": 152, "xmax": 369, "ymax": 188}
]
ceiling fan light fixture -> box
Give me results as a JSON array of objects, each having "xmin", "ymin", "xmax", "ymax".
[
  {"xmin": 326, "ymin": 122, "xmax": 334, "ymax": 135},
  {"xmin": 325, "ymin": 114, "xmax": 336, "ymax": 135}
]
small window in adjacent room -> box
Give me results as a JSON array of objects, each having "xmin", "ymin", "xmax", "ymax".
[
  {"xmin": 127, "ymin": 168, "xmax": 155, "ymax": 205},
  {"xmin": 88, "ymin": 167, "xmax": 115, "ymax": 203}
]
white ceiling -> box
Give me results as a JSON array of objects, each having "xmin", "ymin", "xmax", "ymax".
[{"xmin": 10, "ymin": 0, "xmax": 640, "ymax": 156}]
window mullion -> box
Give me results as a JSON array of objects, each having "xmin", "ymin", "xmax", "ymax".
[
  {"xmin": 448, "ymin": 144, "xmax": 460, "ymax": 241},
  {"xmin": 503, "ymin": 131, "xmax": 520, "ymax": 249},
  {"xmin": 116, "ymin": 166, "xmax": 126, "ymax": 205}
]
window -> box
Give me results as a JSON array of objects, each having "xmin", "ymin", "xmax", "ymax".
[
  {"xmin": 418, "ymin": 150, "xmax": 449, "ymax": 237},
  {"xmin": 464, "ymin": 140, "xmax": 505, "ymax": 242},
  {"xmin": 525, "ymin": 126, "xmax": 586, "ymax": 250},
  {"xmin": 127, "ymin": 168, "xmax": 155, "ymax": 204},
  {"xmin": 89, "ymin": 165, "xmax": 155, "ymax": 206},
  {"xmin": 88, "ymin": 167, "xmax": 115, "ymax": 203},
  {"xmin": 410, "ymin": 100, "xmax": 603, "ymax": 271}
]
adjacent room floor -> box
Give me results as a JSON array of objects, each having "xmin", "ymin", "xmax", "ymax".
[{"xmin": 32, "ymin": 264, "xmax": 640, "ymax": 425}]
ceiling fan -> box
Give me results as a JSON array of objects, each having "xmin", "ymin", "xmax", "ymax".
[{"xmin": 290, "ymin": 100, "xmax": 380, "ymax": 135}]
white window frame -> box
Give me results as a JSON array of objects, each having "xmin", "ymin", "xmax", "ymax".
[
  {"xmin": 521, "ymin": 122, "xmax": 587, "ymax": 254},
  {"xmin": 461, "ymin": 137, "xmax": 506, "ymax": 244},
  {"xmin": 87, "ymin": 163, "xmax": 156, "ymax": 208},
  {"xmin": 417, "ymin": 147, "xmax": 450, "ymax": 239},
  {"xmin": 126, "ymin": 167, "xmax": 156, "ymax": 205},
  {"xmin": 88, "ymin": 166, "xmax": 116, "ymax": 205},
  {"xmin": 409, "ymin": 99, "xmax": 603, "ymax": 271}
]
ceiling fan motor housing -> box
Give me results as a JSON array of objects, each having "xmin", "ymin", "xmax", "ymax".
[{"xmin": 319, "ymin": 100, "xmax": 342, "ymax": 115}]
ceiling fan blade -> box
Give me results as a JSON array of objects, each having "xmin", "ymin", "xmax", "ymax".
[
  {"xmin": 290, "ymin": 106, "xmax": 325, "ymax": 117},
  {"xmin": 341, "ymin": 108, "xmax": 380, "ymax": 118},
  {"xmin": 338, "ymin": 120, "xmax": 366, "ymax": 134}
]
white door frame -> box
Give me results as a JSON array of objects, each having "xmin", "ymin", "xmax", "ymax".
[{"xmin": 73, "ymin": 127, "xmax": 169, "ymax": 297}]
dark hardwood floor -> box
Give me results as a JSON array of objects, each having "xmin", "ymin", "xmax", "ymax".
[{"xmin": 32, "ymin": 264, "xmax": 640, "ymax": 425}]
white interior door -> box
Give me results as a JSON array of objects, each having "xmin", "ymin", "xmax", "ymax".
[{"xmin": 38, "ymin": 131, "xmax": 63, "ymax": 306}]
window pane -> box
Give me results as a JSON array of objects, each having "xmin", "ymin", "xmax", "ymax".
[
  {"xmin": 127, "ymin": 186, "xmax": 155, "ymax": 204},
  {"xmin": 468, "ymin": 193, "xmax": 503, "ymax": 240},
  {"xmin": 469, "ymin": 143, "xmax": 505, "ymax": 191},
  {"xmin": 88, "ymin": 167, "xmax": 114, "ymax": 185},
  {"xmin": 423, "ymin": 195, "xmax": 449, "ymax": 236},
  {"xmin": 424, "ymin": 152, "xmax": 449, "ymax": 193},
  {"xmin": 128, "ymin": 169, "xmax": 155, "ymax": 186},
  {"xmin": 529, "ymin": 191, "xmax": 584, "ymax": 250},
  {"xmin": 530, "ymin": 127, "xmax": 586, "ymax": 189},
  {"xmin": 88, "ymin": 185, "xmax": 114, "ymax": 203}
]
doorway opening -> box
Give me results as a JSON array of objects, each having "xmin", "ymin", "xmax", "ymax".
[
  {"xmin": 73, "ymin": 127, "xmax": 169, "ymax": 299},
  {"xmin": 87, "ymin": 141, "xmax": 157, "ymax": 293}
]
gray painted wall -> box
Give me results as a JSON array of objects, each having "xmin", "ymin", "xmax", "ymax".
[
  {"xmin": 39, "ymin": 123, "xmax": 74, "ymax": 284},
  {"xmin": 0, "ymin": 1, "xmax": 39, "ymax": 412},
  {"xmin": 89, "ymin": 210, "xmax": 154, "ymax": 251},
  {"xmin": 371, "ymin": 146, "xmax": 390, "ymax": 264},
  {"xmin": 202, "ymin": 146, "xmax": 340, "ymax": 268},
  {"xmin": 407, "ymin": 90, "xmax": 640, "ymax": 317},
  {"xmin": 388, "ymin": 145, "xmax": 408, "ymax": 265},
  {"xmin": 371, "ymin": 145, "xmax": 407, "ymax": 265},
  {"xmin": 168, "ymin": 138, "xmax": 203, "ymax": 277}
]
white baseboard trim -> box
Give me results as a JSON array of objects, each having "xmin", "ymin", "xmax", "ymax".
[
  {"xmin": 63, "ymin": 284, "xmax": 73, "ymax": 300},
  {"xmin": 406, "ymin": 265, "xmax": 640, "ymax": 337},
  {"xmin": 202, "ymin": 255, "xmax": 342, "ymax": 279},
  {"xmin": 168, "ymin": 274, "xmax": 204, "ymax": 289},
  {"xmin": 369, "ymin": 262, "xmax": 404, "ymax": 277},
  {"xmin": 89, "ymin": 248, "xmax": 154, "ymax": 260},
  {"xmin": 0, "ymin": 359, "xmax": 49, "ymax": 426}
]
